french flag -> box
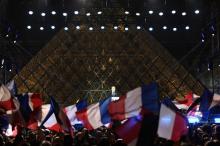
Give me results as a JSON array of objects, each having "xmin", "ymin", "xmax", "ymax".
[
  {"xmin": 108, "ymin": 82, "xmax": 159, "ymax": 121},
  {"xmin": 0, "ymin": 85, "xmax": 16, "ymax": 113},
  {"xmin": 157, "ymin": 98, "xmax": 188, "ymax": 142},
  {"xmin": 115, "ymin": 116, "xmax": 142, "ymax": 146},
  {"xmin": 40, "ymin": 97, "xmax": 73, "ymax": 135},
  {"xmin": 76, "ymin": 97, "xmax": 112, "ymax": 130},
  {"xmin": 64, "ymin": 100, "xmax": 87, "ymax": 126},
  {"xmin": 17, "ymin": 93, "xmax": 42, "ymax": 130}
]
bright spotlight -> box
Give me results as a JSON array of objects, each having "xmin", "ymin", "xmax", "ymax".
[
  {"xmin": 63, "ymin": 12, "xmax": 67, "ymax": 16},
  {"xmin": 74, "ymin": 11, "xmax": 79, "ymax": 15},
  {"xmin": 148, "ymin": 10, "xmax": 153, "ymax": 14},
  {"xmin": 114, "ymin": 26, "xmax": 118, "ymax": 30},
  {"xmin": 173, "ymin": 27, "xmax": 177, "ymax": 31},
  {"xmin": 188, "ymin": 116, "xmax": 199, "ymax": 124},
  {"xmin": 51, "ymin": 11, "xmax": 56, "ymax": 15},
  {"xmin": 76, "ymin": 26, "xmax": 80, "ymax": 30},
  {"xmin": 28, "ymin": 11, "xmax": 33, "ymax": 15},
  {"xmin": 101, "ymin": 26, "xmax": 105, "ymax": 30},
  {"xmin": 97, "ymin": 11, "xmax": 102, "ymax": 15},
  {"xmin": 214, "ymin": 118, "xmax": 220, "ymax": 123},
  {"xmin": 89, "ymin": 27, "xmax": 93, "ymax": 31},
  {"xmin": 13, "ymin": 40, "xmax": 16, "ymax": 44},
  {"xmin": 41, "ymin": 12, "xmax": 46, "ymax": 17},
  {"xmin": 202, "ymin": 39, "xmax": 205, "ymax": 43},
  {"xmin": 51, "ymin": 26, "xmax": 55, "ymax": 30},
  {"xmin": 163, "ymin": 26, "xmax": 167, "ymax": 30},
  {"xmin": 9, "ymin": 69, "xmax": 12, "ymax": 72},
  {"xmin": 64, "ymin": 27, "xmax": 68, "ymax": 31},
  {"xmin": 171, "ymin": 10, "xmax": 176, "ymax": 14},
  {"xmin": 149, "ymin": 27, "xmax": 153, "ymax": 31},
  {"xmin": 125, "ymin": 11, "xmax": 129, "ymax": 15},
  {"xmin": 137, "ymin": 26, "xmax": 141, "ymax": 30},
  {"xmin": 27, "ymin": 25, "xmax": 31, "ymax": 29},
  {"xmin": 185, "ymin": 26, "xmax": 190, "ymax": 30},
  {"xmin": 125, "ymin": 27, "xmax": 129, "ymax": 31},
  {"xmin": 40, "ymin": 27, "xmax": 44, "ymax": 30},
  {"xmin": 195, "ymin": 10, "xmax": 200, "ymax": 14},
  {"xmin": 136, "ymin": 12, "xmax": 140, "ymax": 16},
  {"xmin": 159, "ymin": 12, "xmax": 163, "ymax": 16},
  {"xmin": 86, "ymin": 12, "xmax": 91, "ymax": 16},
  {"xmin": 1, "ymin": 59, "xmax": 4, "ymax": 65},
  {"xmin": 182, "ymin": 12, "xmax": 187, "ymax": 16},
  {"xmin": 6, "ymin": 34, "xmax": 9, "ymax": 37}
]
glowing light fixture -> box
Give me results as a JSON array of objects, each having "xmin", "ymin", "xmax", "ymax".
[
  {"xmin": 171, "ymin": 10, "xmax": 176, "ymax": 14},
  {"xmin": 41, "ymin": 12, "xmax": 46, "ymax": 17},
  {"xmin": 51, "ymin": 11, "xmax": 56, "ymax": 15},
  {"xmin": 148, "ymin": 10, "xmax": 153, "ymax": 14},
  {"xmin": 28, "ymin": 11, "xmax": 33, "ymax": 15},
  {"xmin": 159, "ymin": 12, "xmax": 163, "ymax": 16}
]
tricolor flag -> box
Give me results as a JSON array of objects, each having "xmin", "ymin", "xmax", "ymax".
[
  {"xmin": 40, "ymin": 97, "xmax": 73, "ymax": 135},
  {"xmin": 64, "ymin": 99, "xmax": 87, "ymax": 125},
  {"xmin": 0, "ymin": 85, "xmax": 16, "ymax": 113},
  {"xmin": 115, "ymin": 116, "xmax": 142, "ymax": 146},
  {"xmin": 157, "ymin": 98, "xmax": 188, "ymax": 142},
  {"xmin": 76, "ymin": 97, "xmax": 112, "ymax": 130},
  {"xmin": 108, "ymin": 82, "xmax": 159, "ymax": 121},
  {"xmin": 17, "ymin": 93, "xmax": 42, "ymax": 130}
]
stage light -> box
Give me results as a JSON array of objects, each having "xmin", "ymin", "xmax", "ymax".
[
  {"xmin": 185, "ymin": 26, "xmax": 190, "ymax": 30},
  {"xmin": 159, "ymin": 12, "xmax": 163, "ymax": 16},
  {"xmin": 63, "ymin": 12, "xmax": 67, "ymax": 17},
  {"xmin": 188, "ymin": 116, "xmax": 199, "ymax": 124},
  {"xmin": 9, "ymin": 69, "xmax": 12, "ymax": 72},
  {"xmin": 202, "ymin": 39, "xmax": 205, "ymax": 43},
  {"xmin": 214, "ymin": 118, "xmax": 220, "ymax": 123},
  {"xmin": 74, "ymin": 11, "xmax": 79, "ymax": 15},
  {"xmin": 137, "ymin": 26, "xmax": 141, "ymax": 30},
  {"xmin": 171, "ymin": 10, "xmax": 176, "ymax": 14},
  {"xmin": 76, "ymin": 26, "xmax": 80, "ymax": 30},
  {"xmin": 149, "ymin": 27, "xmax": 153, "ymax": 31},
  {"xmin": 97, "ymin": 11, "xmax": 102, "ymax": 15},
  {"xmin": 64, "ymin": 27, "xmax": 68, "ymax": 31},
  {"xmin": 182, "ymin": 12, "xmax": 186, "ymax": 16},
  {"xmin": 40, "ymin": 27, "xmax": 44, "ymax": 30},
  {"xmin": 51, "ymin": 11, "xmax": 56, "ymax": 15},
  {"xmin": 148, "ymin": 10, "xmax": 153, "ymax": 14},
  {"xmin": 27, "ymin": 25, "xmax": 31, "ymax": 29},
  {"xmin": 114, "ymin": 26, "xmax": 118, "ymax": 30},
  {"xmin": 28, "ymin": 11, "xmax": 33, "ymax": 15},
  {"xmin": 125, "ymin": 27, "xmax": 129, "ymax": 31},
  {"xmin": 101, "ymin": 26, "xmax": 105, "ymax": 30},
  {"xmin": 41, "ymin": 12, "xmax": 46, "ymax": 17},
  {"xmin": 125, "ymin": 11, "xmax": 129, "ymax": 15},
  {"xmin": 13, "ymin": 40, "xmax": 16, "ymax": 44},
  {"xmin": 195, "ymin": 10, "xmax": 200, "ymax": 14},
  {"xmin": 89, "ymin": 27, "xmax": 93, "ymax": 31},
  {"xmin": 163, "ymin": 26, "xmax": 167, "ymax": 30},
  {"xmin": 136, "ymin": 12, "xmax": 140, "ymax": 16},
  {"xmin": 51, "ymin": 25, "xmax": 55, "ymax": 30},
  {"xmin": 173, "ymin": 27, "xmax": 177, "ymax": 31},
  {"xmin": 6, "ymin": 34, "xmax": 9, "ymax": 37},
  {"xmin": 86, "ymin": 12, "xmax": 91, "ymax": 16}
]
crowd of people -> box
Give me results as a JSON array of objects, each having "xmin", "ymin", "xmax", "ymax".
[{"xmin": 1, "ymin": 123, "xmax": 220, "ymax": 146}]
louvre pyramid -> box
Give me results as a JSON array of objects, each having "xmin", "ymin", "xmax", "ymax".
[{"xmin": 14, "ymin": 26, "xmax": 204, "ymax": 105}]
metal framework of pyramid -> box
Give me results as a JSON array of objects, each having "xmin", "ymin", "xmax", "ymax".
[{"xmin": 13, "ymin": 25, "xmax": 204, "ymax": 105}]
